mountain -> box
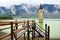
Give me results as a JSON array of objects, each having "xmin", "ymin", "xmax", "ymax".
[
  {"xmin": 0, "ymin": 7, "xmax": 12, "ymax": 17},
  {"xmin": 43, "ymin": 4, "xmax": 60, "ymax": 18},
  {"xmin": 0, "ymin": 4, "xmax": 60, "ymax": 18},
  {"xmin": 0, "ymin": 3, "xmax": 39, "ymax": 18},
  {"xmin": 10, "ymin": 4, "xmax": 39, "ymax": 18}
]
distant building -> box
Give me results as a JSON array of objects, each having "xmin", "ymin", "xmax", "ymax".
[{"xmin": 38, "ymin": 5, "xmax": 43, "ymax": 23}]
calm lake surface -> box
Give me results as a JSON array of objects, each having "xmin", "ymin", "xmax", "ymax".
[{"xmin": 0, "ymin": 19, "xmax": 60, "ymax": 38}]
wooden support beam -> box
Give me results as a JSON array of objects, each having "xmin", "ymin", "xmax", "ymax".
[
  {"xmin": 32, "ymin": 20, "xmax": 36, "ymax": 40},
  {"xmin": 48, "ymin": 26, "xmax": 50, "ymax": 40},
  {"xmin": 45, "ymin": 24, "xmax": 47, "ymax": 40},
  {"xmin": 15, "ymin": 23, "xmax": 18, "ymax": 30},
  {"xmin": 32, "ymin": 20, "xmax": 33, "ymax": 40},
  {"xmin": 24, "ymin": 20, "xmax": 26, "ymax": 40},
  {"xmin": 24, "ymin": 33, "xmax": 26, "ymax": 40},
  {"xmin": 32, "ymin": 31, "xmax": 33, "ymax": 40},
  {"xmin": 11, "ymin": 22, "xmax": 13, "ymax": 40},
  {"xmin": 15, "ymin": 23, "xmax": 18, "ymax": 40},
  {"xmin": 27, "ymin": 20, "xmax": 30, "ymax": 40},
  {"xmin": 33, "ymin": 21, "xmax": 36, "ymax": 40}
]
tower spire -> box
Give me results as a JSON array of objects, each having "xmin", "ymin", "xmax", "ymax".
[{"xmin": 39, "ymin": 4, "xmax": 43, "ymax": 9}]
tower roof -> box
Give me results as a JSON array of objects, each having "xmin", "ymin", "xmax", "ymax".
[{"xmin": 39, "ymin": 5, "xmax": 43, "ymax": 9}]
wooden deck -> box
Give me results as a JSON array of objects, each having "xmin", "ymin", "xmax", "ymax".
[
  {"xmin": 0, "ymin": 32, "xmax": 59, "ymax": 40},
  {"xmin": 0, "ymin": 31, "xmax": 7, "ymax": 37},
  {"xmin": 18, "ymin": 36, "xmax": 60, "ymax": 40}
]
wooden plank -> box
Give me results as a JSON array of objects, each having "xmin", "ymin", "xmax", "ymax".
[
  {"xmin": 0, "ymin": 34, "xmax": 11, "ymax": 40},
  {"xmin": 14, "ymin": 26, "xmax": 28, "ymax": 34}
]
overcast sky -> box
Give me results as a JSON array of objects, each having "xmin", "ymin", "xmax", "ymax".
[{"xmin": 0, "ymin": 0, "xmax": 60, "ymax": 7}]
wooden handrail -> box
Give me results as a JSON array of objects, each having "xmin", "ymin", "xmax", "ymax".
[
  {"xmin": 0, "ymin": 23, "xmax": 23, "ymax": 31},
  {"xmin": 0, "ymin": 20, "xmax": 36, "ymax": 40},
  {"xmin": 0, "ymin": 23, "xmax": 10, "ymax": 26},
  {"xmin": 0, "ymin": 24, "xmax": 22, "ymax": 31},
  {"xmin": 0, "ymin": 20, "xmax": 33, "ymax": 26},
  {"xmin": 0, "ymin": 23, "xmax": 30, "ymax": 32},
  {"xmin": 0, "ymin": 21, "xmax": 33, "ymax": 32},
  {"xmin": 0, "ymin": 27, "xmax": 11, "ymax": 31}
]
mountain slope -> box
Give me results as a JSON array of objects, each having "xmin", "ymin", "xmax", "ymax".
[{"xmin": 0, "ymin": 4, "xmax": 60, "ymax": 18}]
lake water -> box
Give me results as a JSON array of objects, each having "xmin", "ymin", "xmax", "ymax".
[
  {"xmin": 0, "ymin": 19, "xmax": 60, "ymax": 38},
  {"xmin": 43, "ymin": 19, "xmax": 60, "ymax": 38}
]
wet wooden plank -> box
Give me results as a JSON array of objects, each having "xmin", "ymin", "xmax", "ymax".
[
  {"xmin": 0, "ymin": 32, "xmax": 11, "ymax": 40},
  {"xmin": 0, "ymin": 32, "xmax": 7, "ymax": 37}
]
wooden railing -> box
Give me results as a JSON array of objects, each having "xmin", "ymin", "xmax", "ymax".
[
  {"xmin": 0, "ymin": 20, "xmax": 33, "ymax": 40},
  {"xmin": 0, "ymin": 20, "xmax": 50, "ymax": 40}
]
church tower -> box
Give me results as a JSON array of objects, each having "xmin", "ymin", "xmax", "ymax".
[{"xmin": 38, "ymin": 5, "xmax": 43, "ymax": 23}]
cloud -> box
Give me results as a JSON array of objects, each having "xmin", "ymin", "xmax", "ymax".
[
  {"xmin": 54, "ymin": 4, "xmax": 60, "ymax": 9},
  {"xmin": 10, "ymin": 6, "xmax": 16, "ymax": 15},
  {"xmin": 0, "ymin": 0, "xmax": 60, "ymax": 7},
  {"xmin": 52, "ymin": 10, "xmax": 60, "ymax": 15},
  {"xmin": 43, "ymin": 6, "xmax": 60, "ymax": 15},
  {"xmin": 51, "ymin": 10, "xmax": 60, "ymax": 18},
  {"xmin": 43, "ymin": 8, "xmax": 51, "ymax": 15}
]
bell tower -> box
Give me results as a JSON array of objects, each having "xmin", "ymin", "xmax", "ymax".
[{"xmin": 38, "ymin": 5, "xmax": 43, "ymax": 23}]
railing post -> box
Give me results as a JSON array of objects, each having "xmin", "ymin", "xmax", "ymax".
[
  {"xmin": 32, "ymin": 31, "xmax": 33, "ymax": 40},
  {"xmin": 32, "ymin": 20, "xmax": 33, "ymax": 40},
  {"xmin": 15, "ymin": 23, "xmax": 18, "ymax": 40},
  {"xmin": 45, "ymin": 24, "xmax": 47, "ymax": 40},
  {"xmin": 48, "ymin": 26, "xmax": 50, "ymax": 40},
  {"xmin": 32, "ymin": 20, "xmax": 34, "ymax": 40},
  {"xmin": 11, "ymin": 22, "xmax": 13, "ymax": 40},
  {"xmin": 24, "ymin": 20, "xmax": 26, "ymax": 40},
  {"xmin": 32, "ymin": 20, "xmax": 36, "ymax": 40},
  {"xmin": 24, "ymin": 33, "xmax": 25, "ymax": 40},
  {"xmin": 15, "ymin": 23, "xmax": 18, "ymax": 30},
  {"xmin": 27, "ymin": 20, "xmax": 30, "ymax": 40},
  {"xmin": 33, "ymin": 20, "xmax": 36, "ymax": 40}
]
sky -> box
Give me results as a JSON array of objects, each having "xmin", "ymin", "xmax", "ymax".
[{"xmin": 0, "ymin": 0, "xmax": 60, "ymax": 7}]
